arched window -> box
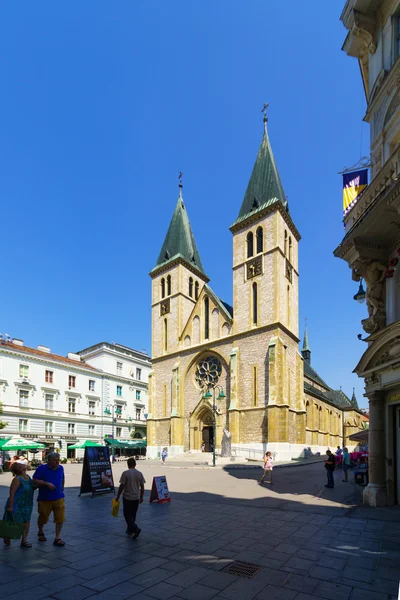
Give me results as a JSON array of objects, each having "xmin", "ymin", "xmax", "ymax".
[
  {"xmin": 247, "ymin": 232, "xmax": 254, "ymax": 258},
  {"xmin": 189, "ymin": 277, "xmax": 193, "ymax": 298},
  {"xmin": 204, "ymin": 297, "xmax": 209, "ymax": 339},
  {"xmin": 195, "ymin": 281, "xmax": 199, "ymax": 300},
  {"xmin": 318, "ymin": 407, "xmax": 322, "ymax": 430},
  {"xmin": 289, "ymin": 237, "xmax": 292, "ymax": 263},
  {"xmin": 306, "ymin": 402, "xmax": 311, "ymax": 428},
  {"xmin": 252, "ymin": 282, "xmax": 258, "ymax": 325},
  {"xmin": 287, "ymin": 285, "xmax": 290, "ymax": 327},
  {"xmin": 284, "ymin": 230, "xmax": 288, "ymax": 256},
  {"xmin": 164, "ymin": 319, "xmax": 168, "ymax": 352},
  {"xmin": 167, "ymin": 275, "xmax": 171, "ymax": 296},
  {"xmin": 256, "ymin": 227, "xmax": 263, "ymax": 254},
  {"xmin": 161, "ymin": 278, "xmax": 165, "ymax": 299}
]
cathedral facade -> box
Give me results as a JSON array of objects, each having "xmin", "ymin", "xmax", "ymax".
[{"xmin": 147, "ymin": 119, "xmax": 365, "ymax": 461}]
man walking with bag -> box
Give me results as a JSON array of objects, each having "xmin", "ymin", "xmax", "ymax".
[{"xmin": 116, "ymin": 458, "xmax": 145, "ymax": 540}]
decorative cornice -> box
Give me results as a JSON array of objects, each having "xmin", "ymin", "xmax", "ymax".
[
  {"xmin": 229, "ymin": 201, "xmax": 301, "ymax": 241},
  {"xmin": 149, "ymin": 255, "xmax": 210, "ymax": 282}
]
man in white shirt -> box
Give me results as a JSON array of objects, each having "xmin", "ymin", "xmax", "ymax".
[{"xmin": 116, "ymin": 458, "xmax": 145, "ymax": 539}]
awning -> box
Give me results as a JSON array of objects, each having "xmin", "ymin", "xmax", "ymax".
[
  {"xmin": 104, "ymin": 439, "xmax": 147, "ymax": 449},
  {"xmin": 348, "ymin": 429, "xmax": 369, "ymax": 442}
]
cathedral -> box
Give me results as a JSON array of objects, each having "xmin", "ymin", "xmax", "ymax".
[{"xmin": 146, "ymin": 116, "xmax": 366, "ymax": 461}]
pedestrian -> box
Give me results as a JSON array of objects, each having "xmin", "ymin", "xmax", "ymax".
[
  {"xmin": 201, "ymin": 442, "xmax": 205, "ymax": 453},
  {"xmin": 32, "ymin": 452, "xmax": 65, "ymax": 547},
  {"xmin": 116, "ymin": 457, "xmax": 145, "ymax": 540},
  {"xmin": 335, "ymin": 446, "xmax": 342, "ymax": 456},
  {"xmin": 2, "ymin": 462, "xmax": 35, "ymax": 547},
  {"xmin": 0, "ymin": 455, "xmax": 3, "ymax": 474},
  {"xmin": 324, "ymin": 450, "xmax": 336, "ymax": 488},
  {"xmin": 259, "ymin": 451, "xmax": 273, "ymax": 485},
  {"xmin": 342, "ymin": 447, "xmax": 351, "ymax": 482},
  {"xmin": 161, "ymin": 448, "xmax": 167, "ymax": 465}
]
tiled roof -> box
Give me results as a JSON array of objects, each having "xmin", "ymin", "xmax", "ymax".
[
  {"xmin": 151, "ymin": 193, "xmax": 207, "ymax": 278},
  {"xmin": 303, "ymin": 361, "xmax": 330, "ymax": 389},
  {"xmin": 231, "ymin": 127, "xmax": 288, "ymax": 228},
  {"xmin": 0, "ymin": 342, "xmax": 97, "ymax": 371}
]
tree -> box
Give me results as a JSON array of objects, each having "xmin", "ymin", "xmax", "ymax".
[{"xmin": 0, "ymin": 401, "xmax": 8, "ymax": 430}]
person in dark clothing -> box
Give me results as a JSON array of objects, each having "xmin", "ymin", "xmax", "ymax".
[{"xmin": 324, "ymin": 450, "xmax": 336, "ymax": 488}]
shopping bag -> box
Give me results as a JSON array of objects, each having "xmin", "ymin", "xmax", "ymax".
[
  {"xmin": 0, "ymin": 515, "xmax": 24, "ymax": 539},
  {"xmin": 111, "ymin": 498, "xmax": 120, "ymax": 518}
]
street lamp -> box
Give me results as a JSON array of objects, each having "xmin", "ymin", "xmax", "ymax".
[
  {"xmin": 104, "ymin": 404, "xmax": 122, "ymax": 462},
  {"xmin": 202, "ymin": 385, "xmax": 226, "ymax": 467},
  {"xmin": 353, "ymin": 279, "xmax": 366, "ymax": 304}
]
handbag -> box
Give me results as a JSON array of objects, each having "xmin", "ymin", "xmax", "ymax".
[
  {"xmin": 111, "ymin": 499, "xmax": 120, "ymax": 518},
  {"xmin": 0, "ymin": 514, "xmax": 24, "ymax": 539}
]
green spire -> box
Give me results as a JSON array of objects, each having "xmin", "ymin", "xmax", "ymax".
[
  {"xmin": 233, "ymin": 119, "xmax": 288, "ymax": 226},
  {"xmin": 351, "ymin": 388, "xmax": 359, "ymax": 408},
  {"xmin": 151, "ymin": 186, "xmax": 207, "ymax": 278},
  {"xmin": 302, "ymin": 326, "xmax": 310, "ymax": 352}
]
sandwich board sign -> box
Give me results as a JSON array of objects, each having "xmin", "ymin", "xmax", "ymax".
[
  {"xmin": 79, "ymin": 446, "xmax": 115, "ymax": 497},
  {"xmin": 149, "ymin": 476, "xmax": 170, "ymax": 503}
]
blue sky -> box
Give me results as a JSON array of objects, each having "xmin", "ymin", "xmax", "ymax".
[{"xmin": 1, "ymin": 2, "xmax": 370, "ymax": 407}]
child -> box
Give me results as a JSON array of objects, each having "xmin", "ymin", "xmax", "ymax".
[{"xmin": 259, "ymin": 451, "xmax": 273, "ymax": 485}]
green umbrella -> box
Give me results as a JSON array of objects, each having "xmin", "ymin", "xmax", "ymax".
[
  {"xmin": 1, "ymin": 436, "xmax": 46, "ymax": 451},
  {"xmin": 0, "ymin": 438, "xmax": 12, "ymax": 448},
  {"xmin": 67, "ymin": 439, "xmax": 104, "ymax": 450}
]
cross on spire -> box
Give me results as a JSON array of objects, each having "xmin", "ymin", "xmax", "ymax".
[{"xmin": 261, "ymin": 102, "xmax": 269, "ymax": 132}]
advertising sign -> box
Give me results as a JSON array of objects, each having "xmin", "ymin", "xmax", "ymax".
[
  {"xmin": 149, "ymin": 476, "xmax": 171, "ymax": 503},
  {"xmin": 79, "ymin": 446, "xmax": 115, "ymax": 497}
]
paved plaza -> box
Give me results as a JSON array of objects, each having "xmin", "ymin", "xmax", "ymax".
[{"xmin": 0, "ymin": 461, "xmax": 400, "ymax": 600}]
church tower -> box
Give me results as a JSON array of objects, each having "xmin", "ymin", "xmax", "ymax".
[
  {"xmin": 150, "ymin": 182, "xmax": 209, "ymax": 360},
  {"xmin": 230, "ymin": 112, "xmax": 300, "ymax": 338}
]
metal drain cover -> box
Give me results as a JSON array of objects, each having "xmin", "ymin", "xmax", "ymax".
[{"xmin": 222, "ymin": 560, "xmax": 263, "ymax": 579}]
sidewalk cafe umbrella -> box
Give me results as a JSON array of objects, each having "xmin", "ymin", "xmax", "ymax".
[
  {"xmin": 67, "ymin": 440, "xmax": 104, "ymax": 450},
  {"xmin": 0, "ymin": 436, "xmax": 46, "ymax": 451},
  {"xmin": 0, "ymin": 438, "xmax": 12, "ymax": 449}
]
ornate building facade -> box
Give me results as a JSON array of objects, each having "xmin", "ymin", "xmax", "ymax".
[
  {"xmin": 335, "ymin": 0, "xmax": 400, "ymax": 506},
  {"xmin": 148, "ymin": 117, "xmax": 366, "ymax": 461}
]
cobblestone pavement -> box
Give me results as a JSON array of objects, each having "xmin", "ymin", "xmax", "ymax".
[{"xmin": 0, "ymin": 462, "xmax": 399, "ymax": 600}]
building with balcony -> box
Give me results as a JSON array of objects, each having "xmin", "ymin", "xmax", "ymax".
[
  {"xmin": 335, "ymin": 0, "xmax": 400, "ymax": 506},
  {"xmin": 0, "ymin": 338, "xmax": 151, "ymax": 459}
]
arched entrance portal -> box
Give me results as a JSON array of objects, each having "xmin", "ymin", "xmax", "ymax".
[{"xmin": 189, "ymin": 405, "xmax": 216, "ymax": 452}]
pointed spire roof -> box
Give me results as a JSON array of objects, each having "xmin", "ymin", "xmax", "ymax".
[
  {"xmin": 351, "ymin": 388, "xmax": 359, "ymax": 408},
  {"xmin": 302, "ymin": 326, "xmax": 310, "ymax": 352},
  {"xmin": 232, "ymin": 121, "xmax": 288, "ymax": 228},
  {"xmin": 151, "ymin": 189, "xmax": 208, "ymax": 279}
]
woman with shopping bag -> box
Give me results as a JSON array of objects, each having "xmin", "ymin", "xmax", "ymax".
[{"xmin": 1, "ymin": 462, "xmax": 35, "ymax": 547}]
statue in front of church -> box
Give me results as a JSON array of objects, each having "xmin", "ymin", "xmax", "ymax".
[{"xmin": 221, "ymin": 428, "xmax": 232, "ymax": 457}]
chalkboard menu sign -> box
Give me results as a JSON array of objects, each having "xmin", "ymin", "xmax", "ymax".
[
  {"xmin": 149, "ymin": 476, "xmax": 171, "ymax": 503},
  {"xmin": 79, "ymin": 446, "xmax": 115, "ymax": 497}
]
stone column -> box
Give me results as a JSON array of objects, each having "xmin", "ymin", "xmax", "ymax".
[{"xmin": 363, "ymin": 391, "xmax": 387, "ymax": 507}]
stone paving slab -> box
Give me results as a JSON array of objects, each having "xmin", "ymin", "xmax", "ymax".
[{"xmin": 0, "ymin": 462, "xmax": 399, "ymax": 599}]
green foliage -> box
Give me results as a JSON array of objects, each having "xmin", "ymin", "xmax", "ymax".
[{"xmin": 0, "ymin": 401, "xmax": 8, "ymax": 430}]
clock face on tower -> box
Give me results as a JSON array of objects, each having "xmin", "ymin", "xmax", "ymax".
[
  {"xmin": 246, "ymin": 256, "xmax": 262, "ymax": 280},
  {"xmin": 160, "ymin": 298, "xmax": 170, "ymax": 315}
]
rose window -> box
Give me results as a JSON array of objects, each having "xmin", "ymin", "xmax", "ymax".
[{"xmin": 195, "ymin": 356, "xmax": 222, "ymax": 390}]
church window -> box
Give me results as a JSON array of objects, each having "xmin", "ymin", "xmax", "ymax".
[
  {"xmin": 189, "ymin": 277, "xmax": 193, "ymax": 298},
  {"xmin": 167, "ymin": 275, "xmax": 171, "ymax": 296},
  {"xmin": 289, "ymin": 237, "xmax": 292, "ymax": 263},
  {"xmin": 284, "ymin": 230, "xmax": 288, "ymax": 256},
  {"xmin": 256, "ymin": 227, "xmax": 263, "ymax": 254},
  {"xmin": 252, "ymin": 282, "xmax": 258, "ymax": 325},
  {"xmin": 195, "ymin": 281, "xmax": 199, "ymax": 300},
  {"xmin": 306, "ymin": 401, "xmax": 311, "ymax": 428},
  {"xmin": 204, "ymin": 297, "xmax": 210, "ymax": 339},
  {"xmin": 287, "ymin": 285, "xmax": 290, "ymax": 327},
  {"xmin": 318, "ymin": 407, "xmax": 322, "ymax": 430},
  {"xmin": 163, "ymin": 319, "xmax": 168, "ymax": 352},
  {"xmin": 195, "ymin": 356, "xmax": 222, "ymax": 390},
  {"xmin": 163, "ymin": 384, "xmax": 167, "ymax": 417},
  {"xmin": 247, "ymin": 232, "xmax": 254, "ymax": 258},
  {"xmin": 252, "ymin": 365, "xmax": 258, "ymax": 406},
  {"xmin": 161, "ymin": 278, "xmax": 165, "ymax": 299}
]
